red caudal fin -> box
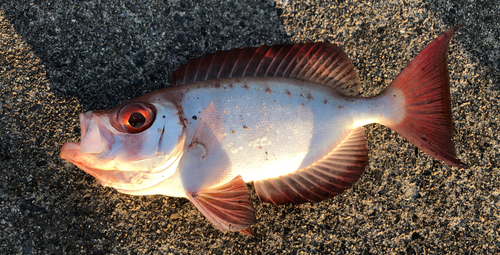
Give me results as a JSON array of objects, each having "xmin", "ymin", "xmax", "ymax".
[{"xmin": 383, "ymin": 26, "xmax": 467, "ymax": 168}]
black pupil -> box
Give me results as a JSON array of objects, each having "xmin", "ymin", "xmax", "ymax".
[{"xmin": 128, "ymin": 112, "xmax": 146, "ymax": 128}]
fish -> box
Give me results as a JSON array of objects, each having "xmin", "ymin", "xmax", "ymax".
[{"xmin": 60, "ymin": 26, "xmax": 467, "ymax": 236}]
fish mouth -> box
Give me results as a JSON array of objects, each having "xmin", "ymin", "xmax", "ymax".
[
  {"xmin": 61, "ymin": 142, "xmax": 139, "ymax": 189},
  {"xmin": 60, "ymin": 142, "xmax": 119, "ymax": 187},
  {"xmin": 61, "ymin": 140, "xmax": 185, "ymax": 191},
  {"xmin": 60, "ymin": 142, "xmax": 86, "ymax": 165}
]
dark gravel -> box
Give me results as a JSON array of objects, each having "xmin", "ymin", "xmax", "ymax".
[{"xmin": 1, "ymin": 0, "xmax": 499, "ymax": 254}]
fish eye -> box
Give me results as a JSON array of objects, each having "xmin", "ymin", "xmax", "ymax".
[
  {"xmin": 117, "ymin": 102, "xmax": 156, "ymax": 133},
  {"xmin": 128, "ymin": 112, "xmax": 146, "ymax": 128}
]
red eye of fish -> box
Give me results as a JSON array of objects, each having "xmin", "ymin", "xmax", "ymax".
[{"xmin": 117, "ymin": 102, "xmax": 156, "ymax": 133}]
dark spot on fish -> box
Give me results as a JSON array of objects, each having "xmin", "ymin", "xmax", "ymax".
[
  {"xmin": 338, "ymin": 105, "xmax": 343, "ymax": 109},
  {"xmin": 192, "ymin": 116, "xmax": 197, "ymax": 120},
  {"xmin": 265, "ymin": 151, "xmax": 268, "ymax": 155},
  {"xmin": 323, "ymin": 99, "xmax": 328, "ymax": 104},
  {"xmin": 394, "ymin": 94, "xmax": 396, "ymax": 97},
  {"xmin": 162, "ymin": 115, "xmax": 166, "ymax": 118},
  {"xmin": 286, "ymin": 90, "xmax": 291, "ymax": 97},
  {"xmin": 307, "ymin": 93, "xmax": 313, "ymax": 100},
  {"xmin": 299, "ymin": 94, "xmax": 303, "ymax": 97},
  {"xmin": 243, "ymin": 84, "xmax": 249, "ymax": 89},
  {"xmin": 232, "ymin": 131, "xmax": 235, "ymax": 134},
  {"xmin": 243, "ymin": 126, "xmax": 248, "ymax": 130},
  {"xmin": 265, "ymin": 87, "xmax": 272, "ymax": 94}
]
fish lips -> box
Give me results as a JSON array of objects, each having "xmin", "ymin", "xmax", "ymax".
[
  {"xmin": 60, "ymin": 142, "xmax": 115, "ymax": 187},
  {"xmin": 61, "ymin": 142, "xmax": 138, "ymax": 189}
]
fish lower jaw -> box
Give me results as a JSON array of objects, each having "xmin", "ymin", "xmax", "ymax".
[
  {"xmin": 61, "ymin": 140, "xmax": 185, "ymax": 192},
  {"xmin": 60, "ymin": 142, "xmax": 80, "ymax": 160}
]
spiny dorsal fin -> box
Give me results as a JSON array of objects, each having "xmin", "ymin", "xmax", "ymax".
[
  {"xmin": 254, "ymin": 127, "xmax": 368, "ymax": 206},
  {"xmin": 172, "ymin": 43, "xmax": 361, "ymax": 96}
]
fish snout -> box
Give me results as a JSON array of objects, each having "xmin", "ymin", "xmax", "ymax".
[{"xmin": 60, "ymin": 142, "xmax": 81, "ymax": 161}]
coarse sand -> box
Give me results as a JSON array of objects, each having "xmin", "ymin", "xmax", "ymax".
[{"xmin": 0, "ymin": 0, "xmax": 499, "ymax": 254}]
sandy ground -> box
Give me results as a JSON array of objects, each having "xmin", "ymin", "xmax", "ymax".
[{"xmin": 1, "ymin": 0, "xmax": 499, "ymax": 254}]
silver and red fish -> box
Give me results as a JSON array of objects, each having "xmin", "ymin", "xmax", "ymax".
[{"xmin": 61, "ymin": 26, "xmax": 467, "ymax": 236}]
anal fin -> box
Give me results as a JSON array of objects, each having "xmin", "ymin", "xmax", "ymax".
[
  {"xmin": 187, "ymin": 175, "xmax": 257, "ymax": 233},
  {"xmin": 254, "ymin": 127, "xmax": 369, "ymax": 206}
]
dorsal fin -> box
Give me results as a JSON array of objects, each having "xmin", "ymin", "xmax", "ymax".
[
  {"xmin": 172, "ymin": 43, "xmax": 361, "ymax": 96},
  {"xmin": 254, "ymin": 127, "xmax": 368, "ymax": 206}
]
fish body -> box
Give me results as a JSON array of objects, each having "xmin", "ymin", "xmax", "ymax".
[
  {"xmin": 61, "ymin": 27, "xmax": 466, "ymax": 235},
  {"xmin": 128, "ymin": 77, "xmax": 403, "ymax": 196}
]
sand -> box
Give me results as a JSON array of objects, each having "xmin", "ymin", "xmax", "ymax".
[{"xmin": 1, "ymin": 0, "xmax": 498, "ymax": 254}]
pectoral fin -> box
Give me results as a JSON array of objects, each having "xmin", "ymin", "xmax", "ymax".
[
  {"xmin": 187, "ymin": 175, "xmax": 257, "ymax": 235},
  {"xmin": 189, "ymin": 102, "xmax": 226, "ymax": 161}
]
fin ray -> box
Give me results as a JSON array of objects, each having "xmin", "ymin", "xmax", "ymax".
[
  {"xmin": 172, "ymin": 43, "xmax": 361, "ymax": 96},
  {"xmin": 189, "ymin": 102, "xmax": 226, "ymax": 161},
  {"xmin": 255, "ymin": 127, "xmax": 368, "ymax": 206},
  {"xmin": 187, "ymin": 175, "xmax": 257, "ymax": 232},
  {"xmin": 383, "ymin": 26, "xmax": 467, "ymax": 168}
]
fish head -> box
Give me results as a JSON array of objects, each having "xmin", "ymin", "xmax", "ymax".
[{"xmin": 60, "ymin": 100, "xmax": 186, "ymax": 192}]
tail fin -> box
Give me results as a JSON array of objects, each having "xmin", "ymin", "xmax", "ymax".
[{"xmin": 384, "ymin": 26, "xmax": 467, "ymax": 168}]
